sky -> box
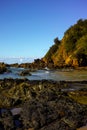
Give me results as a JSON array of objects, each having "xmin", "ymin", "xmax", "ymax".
[{"xmin": 0, "ymin": 0, "xmax": 87, "ymax": 61}]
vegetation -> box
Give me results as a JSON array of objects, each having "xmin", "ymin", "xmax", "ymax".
[
  {"xmin": 43, "ymin": 19, "xmax": 87, "ymax": 67},
  {"xmin": 0, "ymin": 19, "xmax": 87, "ymax": 129},
  {"xmin": 44, "ymin": 37, "xmax": 61, "ymax": 63}
]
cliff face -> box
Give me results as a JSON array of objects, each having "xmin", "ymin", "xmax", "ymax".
[{"xmin": 43, "ymin": 19, "xmax": 87, "ymax": 67}]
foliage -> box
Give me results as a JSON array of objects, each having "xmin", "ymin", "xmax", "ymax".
[
  {"xmin": 43, "ymin": 19, "xmax": 87, "ymax": 67},
  {"xmin": 76, "ymin": 35, "xmax": 87, "ymax": 55},
  {"xmin": 64, "ymin": 19, "xmax": 87, "ymax": 53},
  {"xmin": 44, "ymin": 37, "xmax": 61, "ymax": 63},
  {"xmin": 75, "ymin": 35, "xmax": 87, "ymax": 66}
]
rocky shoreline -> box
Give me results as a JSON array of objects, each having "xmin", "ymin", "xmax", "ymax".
[{"xmin": 0, "ymin": 78, "xmax": 87, "ymax": 130}]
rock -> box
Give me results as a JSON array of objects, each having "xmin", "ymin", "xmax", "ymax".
[
  {"xmin": 11, "ymin": 108, "xmax": 22, "ymax": 116},
  {"xmin": 19, "ymin": 69, "xmax": 32, "ymax": 76},
  {"xmin": 0, "ymin": 79, "xmax": 87, "ymax": 129},
  {"xmin": 0, "ymin": 63, "xmax": 7, "ymax": 74},
  {"xmin": 0, "ymin": 109, "xmax": 14, "ymax": 129}
]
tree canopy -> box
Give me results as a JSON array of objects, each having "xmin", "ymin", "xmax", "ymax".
[{"xmin": 43, "ymin": 19, "xmax": 87, "ymax": 67}]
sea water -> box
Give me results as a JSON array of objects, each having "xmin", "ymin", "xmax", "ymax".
[{"xmin": 0, "ymin": 67, "xmax": 87, "ymax": 81}]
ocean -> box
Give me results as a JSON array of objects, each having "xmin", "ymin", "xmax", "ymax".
[{"xmin": 0, "ymin": 57, "xmax": 34, "ymax": 64}]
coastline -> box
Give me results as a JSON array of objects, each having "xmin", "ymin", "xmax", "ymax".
[
  {"xmin": 0, "ymin": 62, "xmax": 87, "ymax": 129},
  {"xmin": 0, "ymin": 78, "xmax": 87, "ymax": 129}
]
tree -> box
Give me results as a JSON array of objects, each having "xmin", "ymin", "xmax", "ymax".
[
  {"xmin": 75, "ymin": 35, "xmax": 87, "ymax": 66},
  {"xmin": 44, "ymin": 37, "xmax": 61, "ymax": 62}
]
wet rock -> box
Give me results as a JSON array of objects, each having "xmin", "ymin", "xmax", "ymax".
[
  {"xmin": 0, "ymin": 79, "xmax": 87, "ymax": 129},
  {"xmin": 20, "ymin": 92, "xmax": 87, "ymax": 130},
  {"xmin": 19, "ymin": 69, "xmax": 32, "ymax": 76},
  {"xmin": 0, "ymin": 62, "xmax": 8, "ymax": 74},
  {"xmin": 0, "ymin": 109, "xmax": 14, "ymax": 130}
]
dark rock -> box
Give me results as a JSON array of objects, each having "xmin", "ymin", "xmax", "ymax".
[
  {"xmin": 0, "ymin": 62, "xmax": 7, "ymax": 74},
  {"xmin": 19, "ymin": 69, "xmax": 32, "ymax": 76},
  {"xmin": 0, "ymin": 79, "xmax": 87, "ymax": 129},
  {"xmin": 0, "ymin": 109, "xmax": 14, "ymax": 130}
]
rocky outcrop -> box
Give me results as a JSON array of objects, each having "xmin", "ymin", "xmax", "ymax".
[
  {"xmin": 21, "ymin": 96, "xmax": 87, "ymax": 130},
  {"xmin": 19, "ymin": 69, "xmax": 32, "ymax": 76},
  {"xmin": 0, "ymin": 62, "xmax": 8, "ymax": 74},
  {"xmin": 0, "ymin": 109, "xmax": 14, "ymax": 130},
  {"xmin": 9, "ymin": 58, "xmax": 46, "ymax": 70},
  {"xmin": 43, "ymin": 19, "xmax": 87, "ymax": 68},
  {"xmin": 0, "ymin": 79, "xmax": 87, "ymax": 129}
]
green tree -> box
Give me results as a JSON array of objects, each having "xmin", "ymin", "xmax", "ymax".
[
  {"xmin": 44, "ymin": 37, "xmax": 60, "ymax": 62},
  {"xmin": 75, "ymin": 35, "xmax": 87, "ymax": 66},
  {"xmin": 64, "ymin": 19, "xmax": 87, "ymax": 53}
]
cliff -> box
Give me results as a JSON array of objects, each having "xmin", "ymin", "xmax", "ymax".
[{"xmin": 43, "ymin": 19, "xmax": 87, "ymax": 67}]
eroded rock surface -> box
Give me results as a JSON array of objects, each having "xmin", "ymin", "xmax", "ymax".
[{"xmin": 0, "ymin": 79, "xmax": 87, "ymax": 130}]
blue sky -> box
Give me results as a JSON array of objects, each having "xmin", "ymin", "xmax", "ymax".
[{"xmin": 0, "ymin": 0, "xmax": 87, "ymax": 60}]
